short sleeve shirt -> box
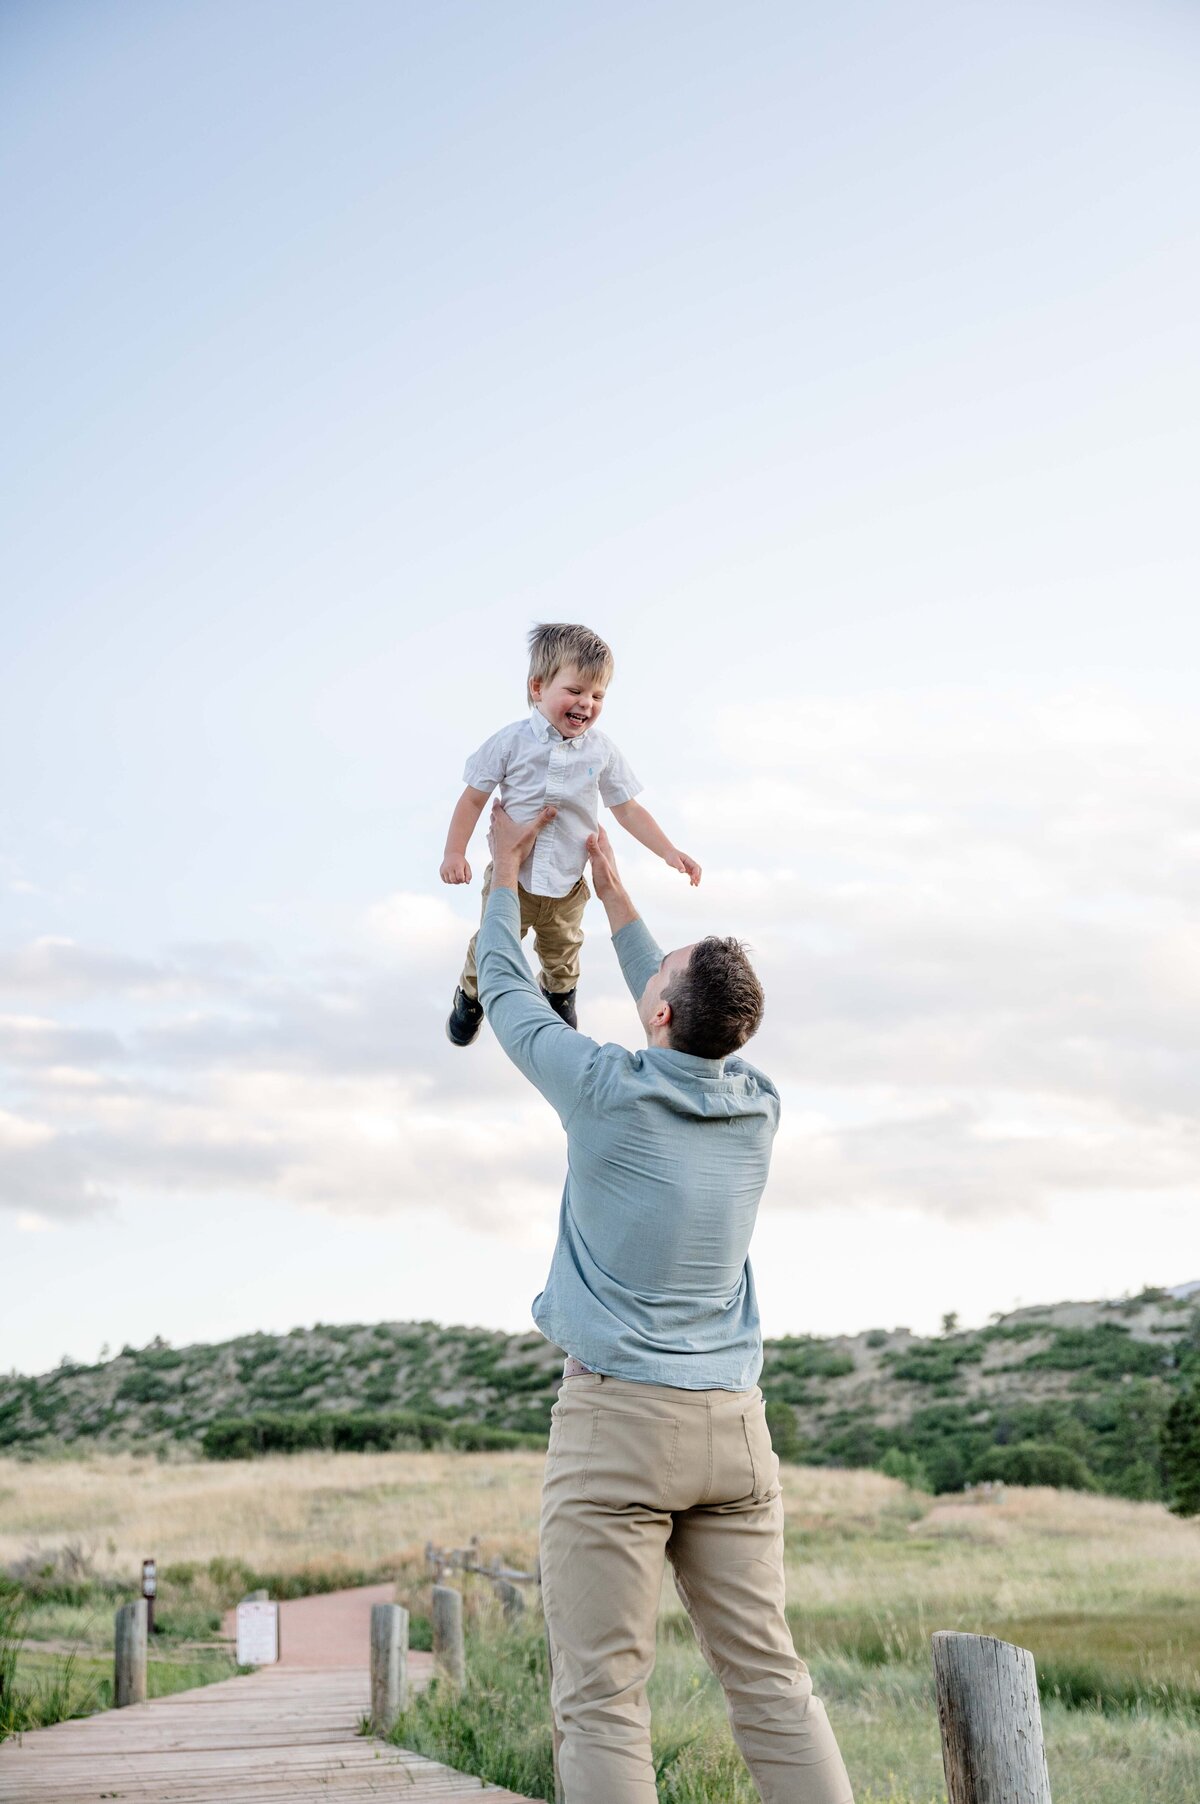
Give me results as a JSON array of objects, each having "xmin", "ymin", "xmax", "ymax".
[{"xmin": 463, "ymin": 708, "xmax": 642, "ymax": 897}]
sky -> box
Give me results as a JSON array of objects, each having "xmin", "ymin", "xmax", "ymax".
[{"xmin": 2, "ymin": 0, "xmax": 1198, "ymax": 1376}]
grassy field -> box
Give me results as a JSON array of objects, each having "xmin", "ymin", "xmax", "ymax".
[
  {"xmin": 2, "ymin": 1631, "xmax": 236, "ymax": 1738},
  {"xmin": 2, "ymin": 1449, "xmax": 1198, "ymax": 1798}
]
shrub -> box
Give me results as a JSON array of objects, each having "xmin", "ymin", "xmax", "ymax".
[
  {"xmin": 1162, "ymin": 1384, "xmax": 1200, "ymax": 1516},
  {"xmin": 766, "ymin": 1338, "xmax": 855, "ymax": 1381},
  {"xmin": 200, "ymin": 1410, "xmax": 543, "ymax": 1459},
  {"xmin": 1024, "ymin": 1325, "xmax": 1169, "ymax": 1380},
  {"xmin": 764, "ymin": 1401, "xmax": 806, "ymax": 1464},
  {"xmin": 132, "ymin": 1343, "xmax": 185, "ymax": 1371},
  {"xmin": 886, "ymin": 1341, "xmax": 983, "ymax": 1385},
  {"xmin": 878, "ymin": 1447, "xmax": 931, "ymax": 1491},
  {"xmin": 971, "ymin": 1440, "xmax": 1096, "ymax": 1491},
  {"xmin": 115, "ymin": 1371, "xmax": 173, "ymax": 1405}
]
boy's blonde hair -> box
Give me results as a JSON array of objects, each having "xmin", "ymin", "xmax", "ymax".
[{"xmin": 526, "ymin": 622, "xmax": 614, "ymax": 705}]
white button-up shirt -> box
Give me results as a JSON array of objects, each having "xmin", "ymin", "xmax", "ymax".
[{"xmin": 463, "ymin": 708, "xmax": 642, "ymax": 897}]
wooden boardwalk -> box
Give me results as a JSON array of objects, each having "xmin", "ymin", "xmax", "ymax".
[{"xmin": 0, "ymin": 1664, "xmax": 537, "ymax": 1802}]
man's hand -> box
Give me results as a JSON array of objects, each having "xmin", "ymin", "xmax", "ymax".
[
  {"xmin": 586, "ymin": 825, "xmax": 623, "ymax": 900},
  {"xmin": 587, "ymin": 826, "xmax": 639, "ymax": 933},
  {"xmin": 667, "ymin": 850, "xmax": 702, "ymax": 887},
  {"xmin": 487, "ymin": 802, "xmax": 557, "ymax": 887},
  {"xmin": 440, "ymin": 854, "xmax": 472, "ymax": 885}
]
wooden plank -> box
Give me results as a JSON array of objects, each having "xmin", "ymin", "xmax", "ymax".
[{"xmin": 0, "ymin": 1665, "xmax": 536, "ymax": 1803}]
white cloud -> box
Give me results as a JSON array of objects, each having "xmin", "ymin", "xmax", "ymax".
[
  {"xmin": 363, "ymin": 890, "xmax": 475, "ymax": 956},
  {"xmin": 1, "ymin": 685, "xmax": 1197, "ymax": 1235}
]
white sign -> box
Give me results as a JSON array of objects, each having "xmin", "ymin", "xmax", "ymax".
[{"xmin": 236, "ymin": 1600, "xmax": 280, "ymax": 1666}]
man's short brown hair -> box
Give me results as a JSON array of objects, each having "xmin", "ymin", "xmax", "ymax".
[
  {"xmin": 665, "ymin": 937, "xmax": 765, "ymax": 1059},
  {"xmin": 527, "ymin": 622, "xmax": 614, "ymax": 706}
]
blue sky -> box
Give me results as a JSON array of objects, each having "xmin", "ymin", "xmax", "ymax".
[{"xmin": 2, "ymin": 1, "xmax": 1198, "ymax": 1374}]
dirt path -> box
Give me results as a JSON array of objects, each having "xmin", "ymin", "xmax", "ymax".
[{"xmin": 221, "ymin": 1581, "xmax": 434, "ymax": 1675}]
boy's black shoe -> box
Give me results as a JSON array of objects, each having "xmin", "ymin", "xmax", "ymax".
[
  {"xmin": 541, "ymin": 986, "xmax": 578, "ymax": 1029},
  {"xmin": 446, "ymin": 987, "xmax": 485, "ymax": 1047}
]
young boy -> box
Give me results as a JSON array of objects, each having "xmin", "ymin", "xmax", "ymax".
[{"xmin": 441, "ymin": 622, "xmax": 701, "ymax": 1045}]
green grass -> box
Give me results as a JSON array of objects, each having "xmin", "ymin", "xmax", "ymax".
[
  {"xmin": 1, "ymin": 1592, "xmax": 235, "ymax": 1741},
  {"xmin": 768, "ymin": 1604, "xmax": 1200, "ymax": 1710},
  {"xmin": 390, "ymin": 1617, "xmax": 1200, "ymax": 1804}
]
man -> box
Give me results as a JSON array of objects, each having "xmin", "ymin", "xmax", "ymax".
[{"xmin": 476, "ymin": 802, "xmax": 855, "ymax": 1804}]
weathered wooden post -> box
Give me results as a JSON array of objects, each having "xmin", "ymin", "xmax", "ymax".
[
  {"xmin": 370, "ymin": 1602, "xmax": 409, "ymax": 1733},
  {"xmin": 495, "ymin": 1577, "xmax": 525, "ymax": 1620},
  {"xmin": 431, "ymin": 1584, "xmax": 465, "ymax": 1691},
  {"xmin": 114, "ymin": 1598, "xmax": 148, "ymax": 1707},
  {"xmin": 932, "ymin": 1630, "xmax": 1052, "ymax": 1803}
]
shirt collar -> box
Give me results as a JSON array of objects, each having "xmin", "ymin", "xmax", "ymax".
[
  {"xmin": 529, "ymin": 704, "xmax": 588, "ymax": 748},
  {"xmin": 647, "ymin": 1047, "xmax": 729, "ymax": 1080}
]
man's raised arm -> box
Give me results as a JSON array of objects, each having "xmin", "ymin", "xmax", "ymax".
[
  {"xmin": 586, "ymin": 826, "xmax": 665, "ymax": 1006},
  {"xmin": 477, "ymin": 805, "xmax": 599, "ymax": 1123}
]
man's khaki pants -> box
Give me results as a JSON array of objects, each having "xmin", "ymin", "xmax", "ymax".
[
  {"xmin": 460, "ymin": 862, "xmax": 589, "ymax": 1000},
  {"xmin": 540, "ymin": 1374, "xmax": 855, "ymax": 1803}
]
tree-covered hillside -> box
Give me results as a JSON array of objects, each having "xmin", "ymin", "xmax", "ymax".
[{"xmin": 2, "ymin": 1286, "xmax": 1197, "ymax": 1504}]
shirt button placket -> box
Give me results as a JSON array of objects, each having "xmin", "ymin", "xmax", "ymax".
[{"xmin": 540, "ymin": 744, "xmax": 564, "ymax": 893}]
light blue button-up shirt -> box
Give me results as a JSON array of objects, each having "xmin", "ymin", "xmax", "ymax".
[{"xmin": 477, "ymin": 887, "xmax": 779, "ymax": 1389}]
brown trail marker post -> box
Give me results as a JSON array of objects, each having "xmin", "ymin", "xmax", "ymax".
[{"xmin": 141, "ymin": 1557, "xmax": 157, "ymax": 1635}]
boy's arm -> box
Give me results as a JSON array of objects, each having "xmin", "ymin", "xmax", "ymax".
[
  {"xmin": 609, "ymin": 798, "xmax": 702, "ymax": 886},
  {"xmin": 440, "ymin": 786, "xmax": 490, "ymax": 884}
]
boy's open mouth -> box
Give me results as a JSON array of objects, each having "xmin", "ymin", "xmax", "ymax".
[{"xmin": 565, "ymin": 711, "xmax": 588, "ymax": 726}]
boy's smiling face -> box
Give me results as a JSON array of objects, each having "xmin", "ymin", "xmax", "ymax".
[{"xmin": 532, "ymin": 662, "xmax": 608, "ymax": 739}]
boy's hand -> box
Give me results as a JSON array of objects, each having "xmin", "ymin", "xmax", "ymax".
[
  {"xmin": 440, "ymin": 855, "xmax": 472, "ymax": 885},
  {"xmin": 667, "ymin": 850, "xmax": 702, "ymax": 887}
]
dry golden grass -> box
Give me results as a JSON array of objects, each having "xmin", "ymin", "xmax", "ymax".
[
  {"xmin": 0, "ymin": 1450, "xmax": 547, "ymax": 1576},
  {"xmin": 4, "ymin": 1450, "xmax": 1195, "ymax": 1634},
  {"xmin": 776, "ymin": 1482, "xmax": 1200, "ymax": 1626}
]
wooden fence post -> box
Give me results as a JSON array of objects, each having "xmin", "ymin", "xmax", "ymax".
[
  {"xmin": 431, "ymin": 1585, "xmax": 465, "ymax": 1692},
  {"xmin": 932, "ymin": 1631, "xmax": 1052, "ymax": 1803},
  {"xmin": 370, "ymin": 1602, "xmax": 409, "ymax": 1733},
  {"xmin": 114, "ymin": 1599, "xmax": 148, "ymax": 1707}
]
